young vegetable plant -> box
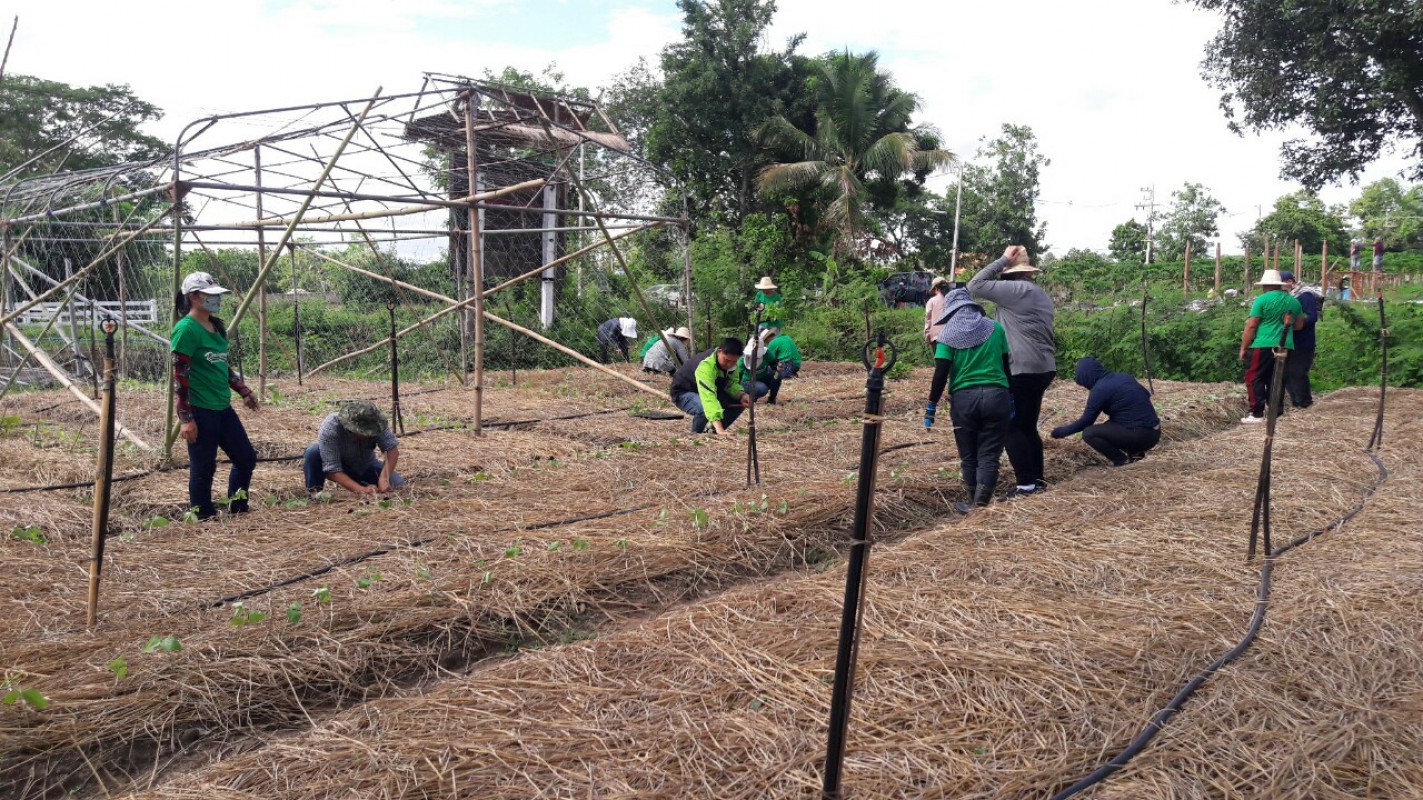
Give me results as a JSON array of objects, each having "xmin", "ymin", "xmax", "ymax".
[
  {"xmin": 228, "ymin": 602, "xmax": 268, "ymax": 626},
  {"xmin": 285, "ymin": 602, "xmax": 303, "ymax": 624},
  {"xmin": 10, "ymin": 525, "xmax": 45, "ymax": 544},
  {"xmin": 312, "ymin": 586, "xmax": 332, "ymax": 604},
  {"xmin": 142, "ymin": 635, "xmax": 182, "ymax": 654},
  {"xmin": 106, "ymin": 657, "xmax": 128, "ymax": 680},
  {"xmin": 356, "ymin": 571, "xmax": 381, "ymax": 590},
  {"xmin": 1, "ymin": 683, "xmax": 49, "ymax": 710}
]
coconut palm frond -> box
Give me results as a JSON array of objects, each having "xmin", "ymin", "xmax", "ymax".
[
  {"xmin": 757, "ymin": 160, "xmax": 831, "ymax": 194},
  {"xmin": 757, "ymin": 115, "xmax": 822, "ymax": 162}
]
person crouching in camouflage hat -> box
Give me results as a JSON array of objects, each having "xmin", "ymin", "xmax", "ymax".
[{"xmin": 302, "ymin": 400, "xmax": 405, "ymax": 495}]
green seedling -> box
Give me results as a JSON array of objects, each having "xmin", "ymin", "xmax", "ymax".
[
  {"xmin": 690, "ymin": 507, "xmax": 710, "ymax": 529},
  {"xmin": 216, "ymin": 489, "xmax": 248, "ymax": 509},
  {"xmin": 356, "ymin": 571, "xmax": 381, "ymax": 590},
  {"xmin": 377, "ymin": 499, "xmax": 392, "ymax": 509},
  {"xmin": 118, "ymin": 531, "xmax": 136, "ymax": 543},
  {"xmin": 285, "ymin": 498, "xmax": 309, "ymax": 510},
  {"xmin": 653, "ymin": 508, "xmax": 669, "ymax": 527},
  {"xmin": 312, "ymin": 491, "xmax": 333, "ymax": 503},
  {"xmin": 0, "ymin": 415, "xmax": 23, "ymax": 433},
  {"xmin": 572, "ymin": 538, "xmax": 589, "ymax": 552},
  {"xmin": 228, "ymin": 602, "xmax": 268, "ymax": 626},
  {"xmin": 547, "ymin": 540, "xmax": 563, "ymax": 552},
  {"xmin": 261, "ymin": 495, "xmax": 280, "ymax": 507},
  {"xmin": 778, "ymin": 500, "xmax": 790, "ymax": 515},
  {"xmin": 439, "ymin": 479, "xmax": 451, "ymax": 487},
  {"xmin": 142, "ymin": 635, "xmax": 182, "ymax": 654},
  {"xmin": 481, "ymin": 570, "xmax": 494, "ymax": 586},
  {"xmin": 312, "ymin": 586, "xmax": 331, "ymax": 604},
  {"xmin": 10, "ymin": 526, "xmax": 46, "ymax": 545},
  {"xmin": 1, "ymin": 685, "xmax": 49, "ymax": 710},
  {"xmin": 182, "ymin": 507, "xmax": 200, "ymax": 524},
  {"xmin": 286, "ymin": 602, "xmax": 303, "ymax": 624},
  {"xmin": 504, "ymin": 541, "xmax": 523, "ymax": 558},
  {"xmin": 615, "ymin": 538, "xmax": 629, "ymax": 549},
  {"xmin": 401, "ymin": 497, "xmax": 412, "ymax": 506},
  {"xmin": 106, "ymin": 657, "xmax": 128, "ymax": 680},
  {"xmin": 415, "ymin": 565, "xmax": 433, "ymax": 580}
]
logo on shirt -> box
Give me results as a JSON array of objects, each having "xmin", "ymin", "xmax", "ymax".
[{"xmin": 205, "ymin": 351, "xmax": 229, "ymax": 364}]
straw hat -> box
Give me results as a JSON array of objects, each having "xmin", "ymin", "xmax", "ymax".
[
  {"xmin": 662, "ymin": 327, "xmax": 677, "ymax": 337},
  {"xmin": 672, "ymin": 327, "xmax": 692, "ymax": 340},
  {"xmin": 1256, "ymin": 269, "xmax": 1285, "ymax": 286},
  {"xmin": 1002, "ymin": 263, "xmax": 1042, "ymax": 276},
  {"xmin": 754, "ymin": 276, "xmax": 778, "ymax": 292},
  {"xmin": 930, "ymin": 276, "xmax": 951, "ymax": 290}
]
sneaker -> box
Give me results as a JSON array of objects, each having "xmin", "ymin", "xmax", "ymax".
[{"xmin": 1241, "ymin": 414, "xmax": 1264, "ymax": 424}]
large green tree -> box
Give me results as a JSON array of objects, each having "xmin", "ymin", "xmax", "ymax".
[
  {"xmin": 955, "ymin": 124, "xmax": 1049, "ymax": 259},
  {"xmin": 1349, "ymin": 178, "xmax": 1423, "ymax": 250},
  {"xmin": 1247, "ymin": 191, "xmax": 1348, "ymax": 255},
  {"xmin": 1108, "ymin": 219, "xmax": 1148, "ymax": 263},
  {"xmin": 1186, "ymin": 0, "xmax": 1423, "ymax": 189},
  {"xmin": 0, "ymin": 74, "xmax": 166, "ymax": 179},
  {"xmin": 1155, "ymin": 182, "xmax": 1226, "ymax": 261},
  {"xmin": 756, "ymin": 50, "xmax": 953, "ymax": 256},
  {"xmin": 644, "ymin": 0, "xmax": 815, "ymax": 230}
]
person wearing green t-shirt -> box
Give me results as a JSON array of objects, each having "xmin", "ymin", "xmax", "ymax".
[
  {"xmin": 924, "ymin": 288, "xmax": 1013, "ymax": 511},
  {"xmin": 171, "ymin": 272, "xmax": 260, "ymax": 520},
  {"xmin": 753, "ymin": 275, "xmax": 783, "ymax": 330},
  {"xmin": 757, "ymin": 327, "xmax": 802, "ymax": 404},
  {"xmin": 1239, "ymin": 270, "xmax": 1305, "ymax": 423}
]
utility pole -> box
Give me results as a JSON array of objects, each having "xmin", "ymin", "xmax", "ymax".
[{"xmin": 1136, "ymin": 185, "xmax": 1157, "ymax": 264}]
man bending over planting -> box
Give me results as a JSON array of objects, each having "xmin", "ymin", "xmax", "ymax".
[
  {"xmin": 670, "ymin": 336, "xmax": 758, "ymax": 435},
  {"xmin": 1050, "ymin": 357, "xmax": 1160, "ymax": 466},
  {"xmin": 303, "ymin": 400, "xmax": 405, "ymax": 495}
]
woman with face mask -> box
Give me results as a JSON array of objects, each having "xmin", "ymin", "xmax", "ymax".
[{"xmin": 171, "ymin": 271, "xmax": 260, "ymax": 520}]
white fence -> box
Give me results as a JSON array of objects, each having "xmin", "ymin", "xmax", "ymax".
[{"xmin": 5, "ymin": 299, "xmax": 159, "ymax": 327}]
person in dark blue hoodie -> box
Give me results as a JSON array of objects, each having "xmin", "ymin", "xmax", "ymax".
[
  {"xmin": 1050, "ymin": 357, "xmax": 1161, "ymax": 466},
  {"xmin": 1281, "ymin": 271, "xmax": 1321, "ymax": 409}
]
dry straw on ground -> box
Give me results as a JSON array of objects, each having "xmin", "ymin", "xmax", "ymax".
[{"xmin": 0, "ymin": 365, "xmax": 1278, "ymax": 799}]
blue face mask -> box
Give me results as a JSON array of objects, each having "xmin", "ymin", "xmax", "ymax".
[{"xmin": 202, "ymin": 294, "xmax": 222, "ymax": 314}]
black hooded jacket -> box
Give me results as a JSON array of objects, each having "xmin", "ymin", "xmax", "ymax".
[{"xmin": 1051, "ymin": 357, "xmax": 1160, "ymax": 437}]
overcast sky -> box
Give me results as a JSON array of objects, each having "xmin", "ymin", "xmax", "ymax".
[{"xmin": 4, "ymin": 0, "xmax": 1413, "ymax": 255}]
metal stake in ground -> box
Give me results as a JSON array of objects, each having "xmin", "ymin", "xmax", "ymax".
[
  {"xmin": 387, "ymin": 302, "xmax": 404, "ymax": 435},
  {"xmin": 1140, "ymin": 278, "xmax": 1155, "ymax": 394},
  {"xmin": 86, "ymin": 320, "xmax": 119, "ymax": 627},
  {"xmin": 1367, "ymin": 290, "xmax": 1387, "ymax": 452},
  {"xmin": 1247, "ymin": 315, "xmax": 1292, "ymax": 560},
  {"xmin": 746, "ymin": 303, "xmax": 763, "ymax": 486},
  {"xmin": 823, "ymin": 333, "xmax": 897, "ymax": 800}
]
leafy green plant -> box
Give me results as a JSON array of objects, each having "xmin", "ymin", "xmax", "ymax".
[
  {"xmin": 690, "ymin": 507, "xmax": 710, "ymax": 529},
  {"xmin": 285, "ymin": 498, "xmax": 309, "ymax": 510},
  {"xmin": 546, "ymin": 540, "xmax": 563, "ymax": 552},
  {"xmin": 215, "ymin": 489, "xmax": 248, "ymax": 509},
  {"xmin": 312, "ymin": 586, "xmax": 331, "ymax": 604},
  {"xmin": 142, "ymin": 635, "xmax": 182, "ymax": 653},
  {"xmin": 1, "ymin": 684, "xmax": 49, "ymax": 710},
  {"xmin": 181, "ymin": 507, "xmax": 200, "ymax": 524},
  {"xmin": 285, "ymin": 602, "xmax": 303, "ymax": 624},
  {"xmin": 0, "ymin": 415, "xmax": 23, "ymax": 433},
  {"xmin": 261, "ymin": 495, "xmax": 280, "ymax": 507},
  {"xmin": 415, "ymin": 564, "xmax": 433, "ymax": 580},
  {"xmin": 572, "ymin": 538, "xmax": 589, "ymax": 552},
  {"xmin": 106, "ymin": 657, "xmax": 128, "ymax": 680},
  {"xmin": 228, "ymin": 602, "xmax": 268, "ymax": 626},
  {"xmin": 142, "ymin": 516, "xmax": 170, "ymax": 529},
  {"xmin": 504, "ymin": 541, "xmax": 523, "ymax": 558},
  {"xmin": 10, "ymin": 525, "xmax": 46, "ymax": 545},
  {"xmin": 356, "ymin": 571, "xmax": 381, "ymax": 590}
]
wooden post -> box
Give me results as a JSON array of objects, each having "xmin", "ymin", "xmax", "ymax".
[
  {"xmin": 464, "ymin": 92, "xmax": 485, "ymax": 435},
  {"xmin": 683, "ymin": 220, "xmax": 695, "ymax": 352},
  {"xmin": 291, "ymin": 244, "xmax": 303, "ymax": 386},
  {"xmin": 1294, "ymin": 240, "xmax": 1301, "ymax": 274},
  {"xmin": 1214, "ymin": 242, "xmax": 1222, "ymax": 295},
  {"xmin": 1320, "ymin": 241, "xmax": 1328, "ymax": 295},
  {"xmin": 1183, "ymin": 241, "xmax": 1192, "ymax": 294},
  {"xmin": 254, "ymin": 144, "xmax": 268, "ymax": 399},
  {"xmin": 1244, "ymin": 244, "xmax": 1251, "ymax": 290},
  {"xmin": 87, "ymin": 323, "xmax": 118, "ymax": 627},
  {"xmin": 113, "ymin": 199, "xmax": 129, "ymax": 377}
]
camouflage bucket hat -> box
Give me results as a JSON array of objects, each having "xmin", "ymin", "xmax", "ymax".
[{"xmin": 338, "ymin": 400, "xmax": 387, "ymax": 437}]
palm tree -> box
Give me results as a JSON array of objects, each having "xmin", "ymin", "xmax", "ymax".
[{"xmin": 757, "ymin": 51, "xmax": 954, "ymax": 254}]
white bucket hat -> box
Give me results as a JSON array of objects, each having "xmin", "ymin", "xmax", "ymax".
[
  {"xmin": 1256, "ymin": 269, "xmax": 1285, "ymax": 286},
  {"xmin": 181, "ymin": 272, "xmax": 230, "ymax": 295},
  {"xmin": 672, "ymin": 327, "xmax": 692, "ymax": 340},
  {"xmin": 754, "ymin": 276, "xmax": 778, "ymax": 292},
  {"xmin": 619, "ymin": 317, "xmax": 638, "ymax": 338}
]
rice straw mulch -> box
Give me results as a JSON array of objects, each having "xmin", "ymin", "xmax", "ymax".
[
  {"xmin": 0, "ymin": 368, "xmax": 1247, "ymax": 798},
  {"xmin": 106, "ymin": 387, "xmax": 1423, "ymax": 800}
]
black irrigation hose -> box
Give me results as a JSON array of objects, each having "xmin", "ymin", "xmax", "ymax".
[{"xmin": 1048, "ymin": 448, "xmax": 1389, "ymax": 800}]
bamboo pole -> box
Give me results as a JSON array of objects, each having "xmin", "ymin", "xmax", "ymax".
[
  {"xmin": 464, "ymin": 93, "xmax": 486, "ymax": 434},
  {"xmin": 1214, "ymin": 242, "xmax": 1222, "ymax": 295},
  {"xmin": 87, "ymin": 323, "xmax": 118, "ymax": 627},
  {"xmin": 484, "ymin": 311, "xmax": 667, "ymax": 401},
  {"xmin": 303, "ymin": 225, "xmax": 656, "ymax": 378},
  {"xmin": 255, "ymin": 144, "xmax": 269, "ymax": 399},
  {"xmin": 4, "ymin": 322, "xmax": 151, "ymax": 449},
  {"xmin": 226, "ymin": 88, "xmax": 382, "ymax": 331},
  {"xmin": 1244, "ymin": 244, "xmax": 1251, "ymax": 290},
  {"xmin": 1320, "ymin": 241, "xmax": 1328, "ymax": 294},
  {"xmin": 219, "ymin": 179, "xmax": 546, "ymax": 230}
]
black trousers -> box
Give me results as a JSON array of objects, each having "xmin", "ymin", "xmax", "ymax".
[
  {"xmin": 1285, "ymin": 346, "xmax": 1315, "ymax": 409},
  {"xmin": 1006, "ymin": 371, "xmax": 1054, "ymax": 485},
  {"xmin": 1082, "ymin": 423, "xmax": 1161, "ymax": 466},
  {"xmin": 949, "ymin": 385, "xmax": 1012, "ymax": 492},
  {"xmin": 187, "ymin": 405, "xmax": 257, "ymax": 519}
]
